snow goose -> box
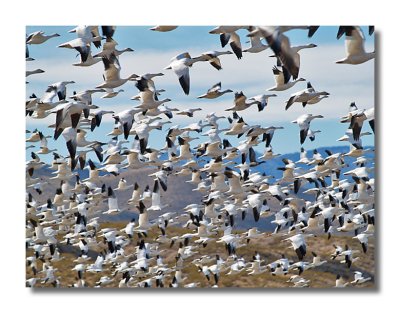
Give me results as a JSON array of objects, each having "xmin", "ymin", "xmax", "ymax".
[
  {"xmin": 289, "ymin": 260, "xmax": 312, "ymax": 275},
  {"xmin": 26, "ymin": 31, "xmax": 60, "ymax": 44},
  {"xmin": 97, "ymin": 55, "xmax": 138, "ymax": 89},
  {"xmin": 26, "ymin": 278, "xmax": 37, "ymax": 288},
  {"xmin": 164, "ymin": 52, "xmax": 198, "ymax": 95},
  {"xmin": 330, "ymin": 244, "xmax": 343, "ymax": 260},
  {"xmin": 134, "ymin": 89, "xmax": 171, "ymax": 110},
  {"xmin": 226, "ymin": 256, "xmax": 247, "ymax": 275},
  {"xmin": 26, "ymin": 130, "xmax": 42, "ymax": 143},
  {"xmin": 114, "ymin": 178, "xmax": 134, "ymax": 192},
  {"xmin": 307, "ymin": 129, "xmax": 321, "ymax": 142},
  {"xmin": 224, "ymin": 168, "xmax": 244, "ymax": 196},
  {"xmin": 99, "ymin": 26, "xmax": 116, "ymax": 40},
  {"xmin": 197, "ymin": 82, "xmax": 233, "ymax": 99},
  {"xmin": 61, "ymin": 127, "xmax": 77, "ymax": 164},
  {"xmin": 73, "ymin": 52, "xmax": 102, "ymax": 67},
  {"xmin": 176, "ymin": 108, "xmax": 202, "ymax": 118},
  {"xmin": 279, "ymin": 26, "xmax": 320, "ymax": 37},
  {"xmin": 339, "ymin": 245, "xmax": 360, "ymax": 268},
  {"xmin": 243, "ymin": 28, "xmax": 268, "ymax": 53},
  {"xmin": 260, "ymin": 126, "xmax": 284, "ymax": 147},
  {"xmin": 133, "ymin": 72, "xmax": 164, "ymax": 95},
  {"xmin": 72, "ymin": 263, "xmax": 86, "ymax": 280},
  {"xmin": 52, "ymin": 101, "xmax": 94, "ymax": 139},
  {"xmin": 343, "ymin": 166, "xmax": 372, "ymax": 181},
  {"xmin": 310, "ymin": 251, "xmax": 327, "ymax": 268},
  {"xmin": 134, "ymin": 201, "xmax": 152, "ymax": 233},
  {"xmin": 58, "ymin": 38, "xmax": 94, "ymax": 63},
  {"xmin": 248, "ymin": 94, "xmax": 277, "ymax": 111},
  {"xmin": 68, "ymin": 25, "xmax": 103, "ymax": 47},
  {"xmin": 271, "ymin": 262, "xmax": 289, "ymax": 276},
  {"xmin": 49, "ymin": 81, "xmax": 75, "ymax": 101},
  {"xmin": 36, "ymin": 133, "xmax": 56, "ymax": 155},
  {"xmin": 100, "ymin": 88, "xmax": 124, "ymax": 99},
  {"xmin": 94, "ymin": 40, "xmax": 134, "ymax": 60},
  {"xmin": 209, "ymin": 26, "xmax": 247, "ymax": 59},
  {"xmin": 112, "ymin": 108, "xmax": 142, "ymax": 139},
  {"xmin": 277, "ymin": 158, "xmax": 297, "ymax": 183},
  {"xmin": 192, "ymin": 50, "xmax": 233, "ymax": 70},
  {"xmin": 148, "ymin": 180, "xmax": 164, "ymax": 211},
  {"xmin": 282, "ymin": 233, "xmax": 316, "ymax": 261},
  {"xmin": 292, "ymin": 114, "xmax": 324, "ymax": 145},
  {"xmin": 337, "ymin": 129, "xmax": 372, "ymax": 150},
  {"xmin": 201, "ymin": 126, "xmax": 225, "ymax": 142},
  {"xmin": 25, "ymin": 42, "xmax": 34, "ymax": 61},
  {"xmin": 243, "ymin": 227, "xmax": 264, "ymax": 243},
  {"xmin": 306, "ymin": 94, "xmax": 329, "ymax": 105},
  {"xmin": 346, "ymin": 107, "xmax": 375, "ymax": 141},
  {"xmin": 353, "ymin": 233, "xmax": 372, "ymax": 253},
  {"xmin": 247, "ymin": 259, "xmax": 268, "ymax": 275},
  {"xmin": 92, "ymin": 37, "xmax": 118, "ymax": 59},
  {"xmin": 267, "ymin": 65, "xmax": 306, "ymax": 91},
  {"xmin": 127, "ymin": 182, "xmax": 141, "ymax": 205},
  {"xmin": 285, "ymin": 82, "xmax": 329, "ymax": 110},
  {"xmin": 95, "ymin": 276, "xmax": 114, "ymax": 287},
  {"xmin": 26, "ymin": 69, "xmax": 44, "ymax": 77},
  {"xmin": 226, "ymin": 31, "xmax": 243, "ymax": 59},
  {"xmin": 89, "ymin": 110, "xmax": 114, "ymax": 131},
  {"xmin": 271, "ymin": 211, "xmax": 290, "ymax": 234},
  {"xmin": 273, "ymin": 43, "xmax": 318, "ymax": 76},
  {"xmin": 351, "ymin": 271, "xmax": 371, "ymax": 285},
  {"xmin": 69, "ymin": 89, "xmax": 102, "ymax": 108},
  {"xmin": 225, "ymin": 92, "xmax": 258, "ymax": 112},
  {"xmin": 249, "ymin": 27, "xmax": 300, "ymax": 79},
  {"xmin": 336, "ymin": 26, "xmax": 375, "ymax": 64},
  {"xmin": 150, "ymin": 26, "xmax": 178, "ymax": 32},
  {"xmin": 286, "ymin": 275, "xmax": 310, "ymax": 287},
  {"xmin": 87, "ymin": 255, "xmax": 105, "ymax": 273},
  {"xmin": 335, "ymin": 274, "xmax": 349, "ymax": 287},
  {"xmin": 259, "ymin": 146, "xmax": 281, "ymax": 161}
]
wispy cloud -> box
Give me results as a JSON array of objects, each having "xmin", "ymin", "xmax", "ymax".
[
  {"xmin": 27, "ymin": 42, "xmax": 374, "ymax": 122},
  {"xmin": 26, "ymin": 32, "xmax": 374, "ymax": 161}
]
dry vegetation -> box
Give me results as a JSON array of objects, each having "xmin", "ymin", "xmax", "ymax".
[{"xmin": 26, "ymin": 222, "xmax": 375, "ymax": 288}]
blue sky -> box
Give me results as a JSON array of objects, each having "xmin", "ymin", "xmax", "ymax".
[
  {"xmin": 5, "ymin": 0, "xmax": 398, "ymax": 309},
  {"xmin": 26, "ymin": 26, "xmax": 374, "ymax": 162}
]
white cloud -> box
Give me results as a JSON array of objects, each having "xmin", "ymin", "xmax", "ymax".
[{"xmin": 26, "ymin": 36, "xmax": 374, "ymax": 159}]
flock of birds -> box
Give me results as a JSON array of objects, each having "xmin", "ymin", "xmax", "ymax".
[{"xmin": 26, "ymin": 25, "xmax": 375, "ymax": 288}]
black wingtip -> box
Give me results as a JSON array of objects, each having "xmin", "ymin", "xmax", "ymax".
[{"xmin": 179, "ymin": 75, "xmax": 190, "ymax": 95}]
